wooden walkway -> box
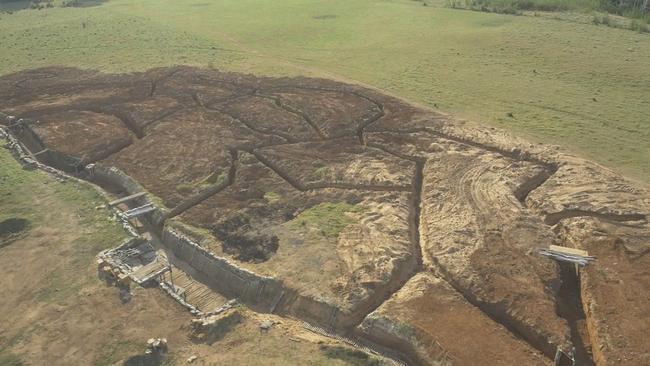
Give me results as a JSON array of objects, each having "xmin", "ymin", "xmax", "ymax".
[
  {"xmin": 160, "ymin": 267, "xmax": 226, "ymax": 313},
  {"xmin": 129, "ymin": 254, "xmax": 169, "ymax": 285}
]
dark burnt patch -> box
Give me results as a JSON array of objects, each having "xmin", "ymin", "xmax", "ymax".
[{"xmin": 212, "ymin": 213, "xmax": 280, "ymax": 263}]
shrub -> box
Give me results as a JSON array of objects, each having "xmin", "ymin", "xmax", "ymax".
[{"xmin": 601, "ymin": 13, "xmax": 611, "ymax": 25}]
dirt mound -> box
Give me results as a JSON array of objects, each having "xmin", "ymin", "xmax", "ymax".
[{"xmin": 2, "ymin": 66, "xmax": 649, "ymax": 366}]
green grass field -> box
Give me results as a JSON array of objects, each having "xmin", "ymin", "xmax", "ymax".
[{"xmin": 1, "ymin": 0, "xmax": 648, "ymax": 183}]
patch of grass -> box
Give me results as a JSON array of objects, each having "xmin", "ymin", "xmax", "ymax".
[
  {"xmin": 0, "ymin": 147, "xmax": 127, "ymax": 305},
  {"xmin": 263, "ymin": 191, "xmax": 280, "ymax": 203},
  {"xmin": 177, "ymin": 171, "xmax": 228, "ymax": 194},
  {"xmin": 0, "ymin": 1, "xmax": 648, "ymax": 184},
  {"xmin": 93, "ymin": 340, "xmax": 141, "ymax": 366},
  {"xmin": 200, "ymin": 171, "xmax": 227, "ymax": 186},
  {"xmin": 289, "ymin": 202, "xmax": 362, "ymax": 239},
  {"xmin": 313, "ymin": 166, "xmax": 330, "ymax": 179},
  {"xmin": 0, "ymin": 348, "xmax": 23, "ymax": 366},
  {"xmin": 320, "ymin": 345, "xmax": 387, "ymax": 366}
]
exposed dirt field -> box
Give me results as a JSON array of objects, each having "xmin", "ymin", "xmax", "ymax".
[{"xmin": 1, "ymin": 66, "xmax": 649, "ymax": 365}]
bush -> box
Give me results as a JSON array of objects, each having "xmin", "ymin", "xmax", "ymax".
[
  {"xmin": 592, "ymin": 14, "xmax": 601, "ymax": 24},
  {"xmin": 630, "ymin": 19, "xmax": 649, "ymax": 32},
  {"xmin": 592, "ymin": 13, "xmax": 613, "ymax": 25},
  {"xmin": 448, "ymin": 0, "xmax": 649, "ymax": 21}
]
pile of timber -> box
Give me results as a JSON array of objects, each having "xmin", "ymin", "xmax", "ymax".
[{"xmin": 538, "ymin": 245, "xmax": 596, "ymax": 266}]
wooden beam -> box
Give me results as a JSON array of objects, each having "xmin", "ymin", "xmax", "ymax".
[
  {"xmin": 32, "ymin": 148, "xmax": 49, "ymax": 157},
  {"xmin": 549, "ymin": 245, "xmax": 589, "ymax": 257},
  {"xmin": 108, "ymin": 192, "xmax": 147, "ymax": 207}
]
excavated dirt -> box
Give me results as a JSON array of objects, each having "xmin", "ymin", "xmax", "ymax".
[{"xmin": 1, "ymin": 66, "xmax": 649, "ymax": 366}]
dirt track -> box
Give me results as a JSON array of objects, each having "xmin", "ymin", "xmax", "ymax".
[{"xmin": 1, "ymin": 66, "xmax": 649, "ymax": 365}]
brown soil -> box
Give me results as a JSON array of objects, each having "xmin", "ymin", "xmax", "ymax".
[
  {"xmin": 358, "ymin": 272, "xmax": 550, "ymax": 365},
  {"xmin": 2, "ymin": 66, "xmax": 649, "ymax": 365}
]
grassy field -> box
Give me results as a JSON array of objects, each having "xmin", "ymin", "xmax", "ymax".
[{"xmin": 0, "ymin": 0, "xmax": 648, "ymax": 184}]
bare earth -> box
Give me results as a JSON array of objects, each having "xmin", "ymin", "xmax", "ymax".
[{"xmin": 0, "ymin": 66, "xmax": 648, "ymax": 365}]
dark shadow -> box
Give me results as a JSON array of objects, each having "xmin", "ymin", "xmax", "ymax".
[
  {"xmin": 0, "ymin": 1, "xmax": 31, "ymax": 12},
  {"xmin": 0, "ymin": 217, "xmax": 30, "ymax": 248},
  {"xmin": 62, "ymin": 0, "xmax": 107, "ymax": 8}
]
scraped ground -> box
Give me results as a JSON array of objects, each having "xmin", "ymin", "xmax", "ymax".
[{"xmin": 1, "ymin": 66, "xmax": 649, "ymax": 365}]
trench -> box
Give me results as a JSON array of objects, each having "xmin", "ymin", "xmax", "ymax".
[
  {"xmin": 206, "ymin": 105, "xmax": 296, "ymax": 143},
  {"xmin": 166, "ymin": 149, "xmax": 239, "ymax": 219},
  {"xmin": 356, "ymin": 107, "xmax": 385, "ymax": 145},
  {"xmin": 513, "ymin": 165, "xmax": 558, "ymax": 204},
  {"xmin": 359, "ymin": 139, "xmax": 558, "ymax": 360},
  {"xmin": 544, "ymin": 209, "xmax": 647, "ymax": 226},
  {"xmin": 556, "ymin": 262, "xmax": 595, "ymax": 366},
  {"xmin": 336, "ymin": 157, "xmax": 425, "ymax": 334},
  {"xmin": 367, "ymin": 138, "xmax": 571, "ymax": 360},
  {"xmin": 259, "ymin": 84, "xmax": 386, "ymax": 145},
  {"xmin": 138, "ymin": 106, "xmax": 185, "ymax": 131},
  {"xmin": 370, "ymin": 126, "xmax": 555, "ymax": 170},
  {"xmin": 149, "ymin": 68, "xmax": 181, "ymax": 97},
  {"xmin": 78, "ymin": 138, "xmax": 133, "ymax": 166},
  {"xmin": 254, "ymin": 92, "xmax": 328, "ymax": 139},
  {"xmin": 88, "ymin": 108, "xmax": 144, "ymax": 139}
]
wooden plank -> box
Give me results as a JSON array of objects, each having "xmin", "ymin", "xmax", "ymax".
[
  {"xmin": 19, "ymin": 142, "xmax": 38, "ymax": 161},
  {"xmin": 549, "ymin": 245, "xmax": 588, "ymax": 257},
  {"xmin": 32, "ymin": 148, "xmax": 49, "ymax": 157},
  {"xmin": 108, "ymin": 192, "xmax": 147, "ymax": 207}
]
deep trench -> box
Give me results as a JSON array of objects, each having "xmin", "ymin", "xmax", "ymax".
[
  {"xmin": 544, "ymin": 209, "xmax": 647, "ymax": 226},
  {"xmin": 556, "ymin": 263, "xmax": 595, "ymax": 366}
]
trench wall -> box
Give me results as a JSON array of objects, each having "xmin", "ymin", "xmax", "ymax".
[
  {"xmin": 91, "ymin": 164, "xmax": 169, "ymax": 226},
  {"xmin": 160, "ymin": 228, "xmax": 354, "ymax": 329}
]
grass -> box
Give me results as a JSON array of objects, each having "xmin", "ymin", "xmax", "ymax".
[
  {"xmin": 0, "ymin": 145, "xmax": 127, "ymax": 306},
  {"xmin": 0, "ymin": 349, "xmax": 23, "ymax": 366},
  {"xmin": 0, "ymin": 0, "xmax": 648, "ymax": 184},
  {"xmin": 177, "ymin": 171, "xmax": 227, "ymax": 194},
  {"xmin": 0, "ymin": 145, "xmax": 142, "ymax": 363},
  {"xmin": 289, "ymin": 202, "xmax": 362, "ymax": 239},
  {"xmin": 320, "ymin": 345, "xmax": 388, "ymax": 366},
  {"xmin": 263, "ymin": 191, "xmax": 280, "ymax": 203},
  {"xmin": 93, "ymin": 340, "xmax": 141, "ymax": 366}
]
